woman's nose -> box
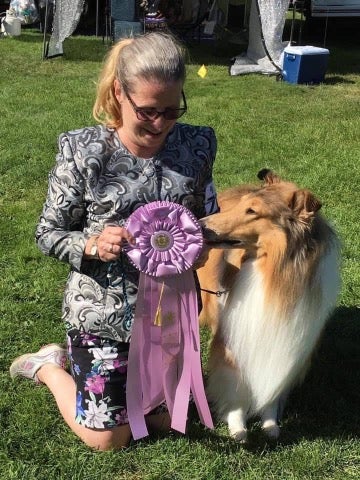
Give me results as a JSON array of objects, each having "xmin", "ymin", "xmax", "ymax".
[{"xmin": 150, "ymin": 114, "xmax": 168, "ymax": 129}]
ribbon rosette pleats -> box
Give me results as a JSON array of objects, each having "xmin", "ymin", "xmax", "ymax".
[{"xmin": 123, "ymin": 201, "xmax": 213, "ymax": 440}]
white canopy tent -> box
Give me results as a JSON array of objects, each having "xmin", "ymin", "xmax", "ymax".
[{"xmin": 42, "ymin": 0, "xmax": 290, "ymax": 71}]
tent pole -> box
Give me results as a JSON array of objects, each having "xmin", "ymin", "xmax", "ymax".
[
  {"xmin": 96, "ymin": 0, "xmax": 99, "ymax": 36},
  {"xmin": 42, "ymin": 0, "xmax": 49, "ymax": 59},
  {"xmin": 243, "ymin": 0, "xmax": 250, "ymax": 29},
  {"xmin": 323, "ymin": 15, "xmax": 329, "ymax": 47},
  {"xmin": 298, "ymin": 1, "xmax": 304, "ymax": 45}
]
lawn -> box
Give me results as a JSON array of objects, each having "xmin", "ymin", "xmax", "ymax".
[{"xmin": 0, "ymin": 20, "xmax": 359, "ymax": 480}]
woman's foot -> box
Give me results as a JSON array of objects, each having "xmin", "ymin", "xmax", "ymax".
[{"xmin": 9, "ymin": 344, "xmax": 67, "ymax": 383}]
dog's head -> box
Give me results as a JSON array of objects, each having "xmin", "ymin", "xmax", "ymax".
[{"xmin": 200, "ymin": 169, "xmax": 322, "ymax": 248}]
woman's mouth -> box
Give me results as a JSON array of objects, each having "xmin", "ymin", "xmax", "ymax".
[{"xmin": 143, "ymin": 129, "xmax": 163, "ymax": 138}]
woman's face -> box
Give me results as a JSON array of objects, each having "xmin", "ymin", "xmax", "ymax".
[{"xmin": 114, "ymin": 78, "xmax": 184, "ymax": 158}]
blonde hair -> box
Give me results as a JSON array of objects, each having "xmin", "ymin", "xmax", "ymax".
[{"xmin": 93, "ymin": 32, "xmax": 187, "ymax": 128}]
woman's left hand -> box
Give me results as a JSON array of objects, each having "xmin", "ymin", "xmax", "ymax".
[{"xmin": 86, "ymin": 226, "xmax": 135, "ymax": 262}]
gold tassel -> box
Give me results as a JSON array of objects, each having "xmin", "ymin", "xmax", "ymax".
[{"xmin": 154, "ymin": 281, "xmax": 165, "ymax": 326}]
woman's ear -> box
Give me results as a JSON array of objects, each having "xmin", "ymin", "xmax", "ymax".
[{"xmin": 114, "ymin": 79, "xmax": 122, "ymax": 103}]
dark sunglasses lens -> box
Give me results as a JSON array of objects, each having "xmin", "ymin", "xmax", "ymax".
[
  {"xmin": 137, "ymin": 108, "xmax": 187, "ymax": 121},
  {"xmin": 137, "ymin": 109, "xmax": 157, "ymax": 121}
]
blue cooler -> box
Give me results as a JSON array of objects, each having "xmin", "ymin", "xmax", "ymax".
[{"xmin": 282, "ymin": 46, "xmax": 330, "ymax": 84}]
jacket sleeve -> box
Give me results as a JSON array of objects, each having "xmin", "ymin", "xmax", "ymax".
[
  {"xmin": 35, "ymin": 133, "xmax": 88, "ymax": 271},
  {"xmin": 198, "ymin": 126, "xmax": 219, "ymax": 217}
]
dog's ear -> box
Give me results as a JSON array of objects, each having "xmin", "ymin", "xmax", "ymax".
[
  {"xmin": 289, "ymin": 189, "xmax": 322, "ymax": 220},
  {"xmin": 257, "ymin": 169, "xmax": 281, "ymax": 185}
]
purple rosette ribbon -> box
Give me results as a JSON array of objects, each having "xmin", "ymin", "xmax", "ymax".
[{"xmin": 123, "ymin": 201, "xmax": 214, "ymax": 440}]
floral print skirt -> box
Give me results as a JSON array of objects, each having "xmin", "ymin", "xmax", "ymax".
[{"xmin": 67, "ymin": 329, "xmax": 167, "ymax": 430}]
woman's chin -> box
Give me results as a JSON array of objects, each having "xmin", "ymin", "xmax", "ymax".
[{"xmin": 141, "ymin": 131, "xmax": 166, "ymax": 146}]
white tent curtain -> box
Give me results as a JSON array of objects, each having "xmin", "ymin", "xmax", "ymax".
[
  {"xmin": 230, "ymin": 0, "xmax": 289, "ymax": 75},
  {"xmin": 45, "ymin": 0, "xmax": 85, "ymax": 58}
]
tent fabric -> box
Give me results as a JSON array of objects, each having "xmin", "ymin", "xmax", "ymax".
[
  {"xmin": 42, "ymin": 0, "xmax": 289, "ymax": 68},
  {"xmin": 45, "ymin": 0, "xmax": 85, "ymax": 58},
  {"xmin": 230, "ymin": 0, "xmax": 289, "ymax": 75}
]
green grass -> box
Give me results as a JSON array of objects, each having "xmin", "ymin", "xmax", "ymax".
[{"xmin": 0, "ymin": 26, "xmax": 359, "ymax": 479}]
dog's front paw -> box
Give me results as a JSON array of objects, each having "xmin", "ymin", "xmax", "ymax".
[
  {"xmin": 262, "ymin": 423, "xmax": 280, "ymax": 440},
  {"xmin": 227, "ymin": 409, "xmax": 248, "ymax": 442},
  {"xmin": 229, "ymin": 426, "xmax": 248, "ymax": 443}
]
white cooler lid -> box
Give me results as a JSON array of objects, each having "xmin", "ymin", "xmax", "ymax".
[{"xmin": 284, "ymin": 45, "xmax": 329, "ymax": 55}]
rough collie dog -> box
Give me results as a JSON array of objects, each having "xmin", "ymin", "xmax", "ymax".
[{"xmin": 197, "ymin": 169, "xmax": 340, "ymax": 441}]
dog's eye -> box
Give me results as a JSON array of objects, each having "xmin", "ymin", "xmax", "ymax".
[{"xmin": 246, "ymin": 208, "xmax": 256, "ymax": 215}]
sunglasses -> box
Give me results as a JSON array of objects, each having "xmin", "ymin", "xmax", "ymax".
[{"xmin": 124, "ymin": 89, "xmax": 187, "ymax": 121}]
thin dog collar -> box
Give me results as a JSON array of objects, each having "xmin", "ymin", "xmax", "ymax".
[{"xmin": 200, "ymin": 288, "xmax": 229, "ymax": 297}]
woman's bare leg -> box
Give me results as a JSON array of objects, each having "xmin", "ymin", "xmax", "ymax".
[{"xmin": 37, "ymin": 364, "xmax": 132, "ymax": 451}]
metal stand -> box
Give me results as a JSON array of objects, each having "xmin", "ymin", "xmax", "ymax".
[
  {"xmin": 103, "ymin": 0, "xmax": 112, "ymax": 44},
  {"xmin": 289, "ymin": 0, "xmax": 305, "ymax": 46}
]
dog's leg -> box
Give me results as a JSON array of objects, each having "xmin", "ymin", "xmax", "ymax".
[
  {"xmin": 227, "ymin": 407, "xmax": 248, "ymax": 442},
  {"xmin": 261, "ymin": 400, "xmax": 281, "ymax": 440},
  {"xmin": 207, "ymin": 364, "xmax": 250, "ymax": 442},
  {"xmin": 207, "ymin": 333, "xmax": 252, "ymax": 442}
]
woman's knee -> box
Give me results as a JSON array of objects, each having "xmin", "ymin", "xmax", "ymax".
[{"xmin": 81, "ymin": 425, "xmax": 132, "ymax": 451}]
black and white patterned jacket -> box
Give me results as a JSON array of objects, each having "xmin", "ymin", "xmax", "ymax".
[{"xmin": 36, "ymin": 123, "xmax": 218, "ymax": 341}]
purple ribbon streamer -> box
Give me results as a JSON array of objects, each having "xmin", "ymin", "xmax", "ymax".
[{"xmin": 124, "ymin": 201, "xmax": 213, "ymax": 440}]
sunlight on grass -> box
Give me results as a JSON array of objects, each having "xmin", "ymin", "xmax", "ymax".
[{"xmin": 0, "ymin": 27, "xmax": 359, "ymax": 480}]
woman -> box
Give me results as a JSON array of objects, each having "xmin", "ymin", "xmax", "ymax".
[{"xmin": 10, "ymin": 32, "xmax": 218, "ymax": 450}]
